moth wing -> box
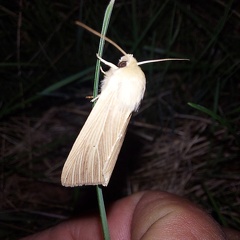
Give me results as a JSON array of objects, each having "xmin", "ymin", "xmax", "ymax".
[
  {"xmin": 101, "ymin": 107, "xmax": 131, "ymax": 185},
  {"xmin": 61, "ymin": 91, "xmax": 132, "ymax": 186}
]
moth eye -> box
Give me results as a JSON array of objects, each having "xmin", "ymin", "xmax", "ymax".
[{"xmin": 118, "ymin": 61, "xmax": 127, "ymax": 68}]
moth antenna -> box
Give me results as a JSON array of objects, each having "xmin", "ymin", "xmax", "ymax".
[
  {"xmin": 138, "ymin": 58, "xmax": 189, "ymax": 66},
  {"xmin": 75, "ymin": 21, "xmax": 127, "ymax": 56}
]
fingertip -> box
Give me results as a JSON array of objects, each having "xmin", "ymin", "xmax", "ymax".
[
  {"xmin": 131, "ymin": 191, "xmax": 226, "ymax": 240},
  {"xmin": 107, "ymin": 191, "xmax": 146, "ymax": 239}
]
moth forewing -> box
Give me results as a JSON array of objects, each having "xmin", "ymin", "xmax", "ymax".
[
  {"xmin": 102, "ymin": 112, "xmax": 132, "ymax": 185},
  {"xmin": 61, "ymin": 91, "xmax": 125, "ymax": 186}
]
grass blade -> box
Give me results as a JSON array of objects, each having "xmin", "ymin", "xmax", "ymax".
[
  {"xmin": 93, "ymin": 0, "xmax": 115, "ymax": 99},
  {"xmin": 93, "ymin": 1, "xmax": 115, "ymax": 239},
  {"xmin": 40, "ymin": 67, "xmax": 95, "ymax": 95}
]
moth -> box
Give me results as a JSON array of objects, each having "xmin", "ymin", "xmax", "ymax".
[{"xmin": 61, "ymin": 21, "xmax": 187, "ymax": 187}]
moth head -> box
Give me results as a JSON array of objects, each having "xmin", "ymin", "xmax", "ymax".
[{"xmin": 118, "ymin": 54, "xmax": 138, "ymax": 68}]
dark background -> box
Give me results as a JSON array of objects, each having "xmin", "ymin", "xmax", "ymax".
[{"xmin": 1, "ymin": 0, "xmax": 239, "ymax": 239}]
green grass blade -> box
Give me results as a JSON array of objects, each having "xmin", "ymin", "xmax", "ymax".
[
  {"xmin": 96, "ymin": 186, "xmax": 110, "ymax": 240},
  {"xmin": 203, "ymin": 184, "xmax": 228, "ymax": 226},
  {"xmin": 213, "ymin": 80, "xmax": 220, "ymax": 115},
  {"xmin": 187, "ymin": 102, "xmax": 235, "ymax": 136},
  {"xmin": 93, "ymin": 1, "xmax": 115, "ymax": 239},
  {"xmin": 130, "ymin": 0, "xmax": 170, "ymax": 53},
  {"xmin": 93, "ymin": 0, "xmax": 115, "ymax": 99},
  {"xmin": 188, "ymin": 102, "xmax": 226, "ymax": 125},
  {"xmin": 40, "ymin": 67, "xmax": 95, "ymax": 95},
  {"xmin": 0, "ymin": 67, "xmax": 94, "ymax": 118},
  {"xmin": 197, "ymin": 0, "xmax": 234, "ymax": 62}
]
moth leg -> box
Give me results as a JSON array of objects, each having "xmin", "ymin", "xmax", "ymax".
[
  {"xmin": 91, "ymin": 95, "xmax": 100, "ymax": 102},
  {"xmin": 100, "ymin": 66, "xmax": 106, "ymax": 75},
  {"xmin": 85, "ymin": 95, "xmax": 93, "ymax": 99},
  {"xmin": 96, "ymin": 54, "xmax": 118, "ymax": 69}
]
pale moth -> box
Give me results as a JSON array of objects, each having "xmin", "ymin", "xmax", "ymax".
[{"xmin": 61, "ymin": 21, "xmax": 187, "ymax": 187}]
